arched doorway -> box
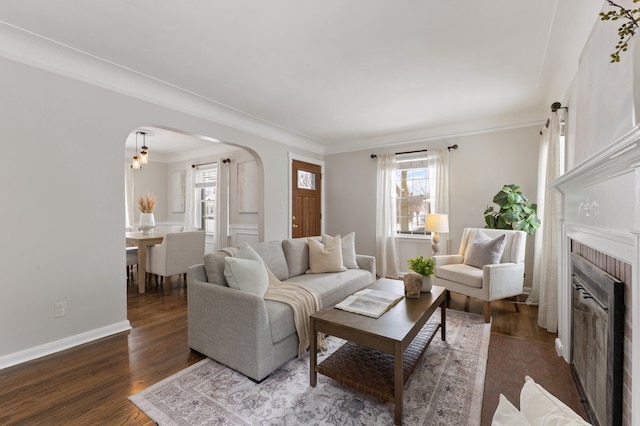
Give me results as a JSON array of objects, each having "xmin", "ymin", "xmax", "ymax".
[{"xmin": 124, "ymin": 126, "xmax": 264, "ymax": 293}]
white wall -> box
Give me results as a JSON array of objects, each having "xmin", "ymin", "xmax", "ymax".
[
  {"xmin": 0, "ymin": 55, "xmax": 313, "ymax": 366},
  {"xmin": 165, "ymin": 148, "xmax": 259, "ymax": 249},
  {"xmin": 131, "ymin": 160, "xmax": 168, "ymax": 225},
  {"xmin": 325, "ymin": 125, "xmax": 540, "ymax": 287}
]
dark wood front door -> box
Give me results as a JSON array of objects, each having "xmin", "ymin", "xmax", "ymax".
[{"xmin": 291, "ymin": 160, "xmax": 321, "ymax": 237}]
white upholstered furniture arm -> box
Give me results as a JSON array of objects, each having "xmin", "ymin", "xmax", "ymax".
[
  {"xmin": 187, "ymin": 270, "xmax": 275, "ymax": 381},
  {"xmin": 355, "ymin": 254, "xmax": 376, "ymax": 282},
  {"xmin": 433, "ymin": 254, "xmax": 464, "ymax": 266},
  {"xmin": 483, "ymin": 262, "xmax": 525, "ymax": 300}
]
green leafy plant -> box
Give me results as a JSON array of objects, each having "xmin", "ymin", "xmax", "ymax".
[
  {"xmin": 600, "ymin": 0, "xmax": 640, "ymax": 62},
  {"xmin": 483, "ymin": 184, "xmax": 541, "ymax": 235},
  {"xmin": 407, "ymin": 255, "xmax": 436, "ymax": 276}
]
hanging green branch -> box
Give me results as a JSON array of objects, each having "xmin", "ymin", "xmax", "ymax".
[{"xmin": 600, "ymin": 0, "xmax": 640, "ymax": 62}]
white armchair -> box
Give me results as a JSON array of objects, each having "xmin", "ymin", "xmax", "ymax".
[
  {"xmin": 433, "ymin": 228, "xmax": 526, "ymax": 323},
  {"xmin": 147, "ymin": 231, "xmax": 206, "ymax": 287}
]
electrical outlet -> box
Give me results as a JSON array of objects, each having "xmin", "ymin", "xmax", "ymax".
[{"xmin": 54, "ymin": 302, "xmax": 67, "ymax": 318}]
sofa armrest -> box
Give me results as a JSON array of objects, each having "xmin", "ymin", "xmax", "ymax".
[
  {"xmin": 483, "ymin": 262, "xmax": 525, "ymax": 300},
  {"xmin": 433, "ymin": 254, "xmax": 464, "ymax": 266},
  {"xmin": 356, "ymin": 254, "xmax": 376, "ymax": 281},
  {"xmin": 187, "ymin": 265, "xmax": 275, "ymax": 381}
]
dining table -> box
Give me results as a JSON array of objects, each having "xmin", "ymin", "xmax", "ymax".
[{"xmin": 126, "ymin": 230, "xmax": 166, "ymax": 293}]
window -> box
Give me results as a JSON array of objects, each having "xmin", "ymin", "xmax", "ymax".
[
  {"xmin": 195, "ymin": 165, "xmax": 217, "ymax": 236},
  {"xmin": 395, "ymin": 161, "xmax": 431, "ymax": 235}
]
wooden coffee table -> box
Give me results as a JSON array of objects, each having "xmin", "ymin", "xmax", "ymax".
[{"xmin": 310, "ymin": 278, "xmax": 446, "ymax": 425}]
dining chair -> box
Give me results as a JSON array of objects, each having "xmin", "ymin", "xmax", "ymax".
[
  {"xmin": 146, "ymin": 231, "xmax": 206, "ymax": 287},
  {"xmin": 126, "ymin": 246, "xmax": 138, "ymax": 284}
]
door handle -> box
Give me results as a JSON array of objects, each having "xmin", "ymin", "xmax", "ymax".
[{"xmin": 292, "ymin": 224, "xmax": 298, "ymax": 229}]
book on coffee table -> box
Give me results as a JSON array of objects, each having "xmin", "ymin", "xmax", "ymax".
[{"xmin": 335, "ymin": 289, "xmax": 404, "ymax": 318}]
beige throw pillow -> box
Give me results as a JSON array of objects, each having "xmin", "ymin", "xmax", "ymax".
[
  {"xmin": 322, "ymin": 232, "xmax": 358, "ymax": 269},
  {"xmin": 464, "ymin": 231, "xmax": 506, "ymax": 269},
  {"xmin": 307, "ymin": 235, "xmax": 347, "ymax": 274}
]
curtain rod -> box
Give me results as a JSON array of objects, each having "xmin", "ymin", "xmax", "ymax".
[
  {"xmin": 540, "ymin": 102, "xmax": 568, "ymax": 135},
  {"xmin": 191, "ymin": 158, "xmax": 230, "ymax": 168},
  {"xmin": 370, "ymin": 144, "xmax": 458, "ymax": 159}
]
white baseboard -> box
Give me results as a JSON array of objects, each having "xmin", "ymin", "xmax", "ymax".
[{"xmin": 0, "ymin": 320, "xmax": 132, "ymax": 370}]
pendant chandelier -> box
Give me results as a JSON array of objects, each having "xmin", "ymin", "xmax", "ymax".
[{"xmin": 131, "ymin": 131, "xmax": 149, "ymax": 170}]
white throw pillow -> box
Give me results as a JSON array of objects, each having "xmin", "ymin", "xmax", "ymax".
[
  {"xmin": 224, "ymin": 257, "xmax": 269, "ymax": 297},
  {"xmin": 322, "ymin": 232, "xmax": 358, "ymax": 269},
  {"xmin": 520, "ymin": 376, "xmax": 591, "ymax": 426},
  {"xmin": 464, "ymin": 231, "xmax": 506, "ymax": 268},
  {"xmin": 307, "ymin": 235, "xmax": 347, "ymax": 274},
  {"xmin": 492, "ymin": 394, "xmax": 530, "ymax": 426}
]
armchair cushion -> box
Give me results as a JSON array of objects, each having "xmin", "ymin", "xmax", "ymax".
[
  {"xmin": 464, "ymin": 231, "xmax": 506, "ymax": 268},
  {"xmin": 437, "ymin": 263, "xmax": 483, "ymax": 288}
]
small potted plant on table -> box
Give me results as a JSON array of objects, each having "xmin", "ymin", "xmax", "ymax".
[{"xmin": 407, "ymin": 255, "xmax": 436, "ymax": 292}]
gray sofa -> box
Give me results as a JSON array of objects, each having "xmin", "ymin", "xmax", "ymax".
[{"xmin": 186, "ymin": 237, "xmax": 376, "ymax": 382}]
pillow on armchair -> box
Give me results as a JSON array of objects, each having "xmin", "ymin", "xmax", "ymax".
[{"xmin": 464, "ymin": 231, "xmax": 506, "ymax": 268}]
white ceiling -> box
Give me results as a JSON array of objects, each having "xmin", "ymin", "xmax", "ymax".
[{"xmin": 0, "ymin": 1, "xmax": 604, "ymax": 153}]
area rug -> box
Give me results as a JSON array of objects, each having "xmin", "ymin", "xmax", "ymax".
[{"xmin": 129, "ymin": 308, "xmax": 490, "ymax": 425}]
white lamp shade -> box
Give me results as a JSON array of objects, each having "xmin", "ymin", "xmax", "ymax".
[{"xmin": 426, "ymin": 214, "xmax": 449, "ymax": 233}]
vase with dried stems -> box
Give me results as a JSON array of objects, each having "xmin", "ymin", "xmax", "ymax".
[{"xmin": 137, "ymin": 193, "xmax": 157, "ymax": 234}]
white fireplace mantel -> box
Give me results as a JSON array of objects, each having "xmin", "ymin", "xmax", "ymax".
[
  {"xmin": 552, "ymin": 124, "xmax": 640, "ymax": 194},
  {"xmin": 550, "ymin": 128, "xmax": 640, "ymax": 426}
]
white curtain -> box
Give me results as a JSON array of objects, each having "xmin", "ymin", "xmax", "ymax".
[
  {"xmin": 124, "ymin": 163, "xmax": 135, "ymax": 229},
  {"xmin": 427, "ymin": 148, "xmax": 450, "ymax": 216},
  {"xmin": 376, "ymin": 154, "xmax": 400, "ymax": 278},
  {"xmin": 427, "ymin": 148, "xmax": 451, "ymax": 253},
  {"xmin": 184, "ymin": 164, "xmax": 197, "ymax": 231},
  {"xmin": 528, "ymin": 111, "xmax": 563, "ymax": 332}
]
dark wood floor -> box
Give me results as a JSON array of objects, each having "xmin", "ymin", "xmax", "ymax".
[{"xmin": 0, "ymin": 278, "xmax": 584, "ymax": 425}]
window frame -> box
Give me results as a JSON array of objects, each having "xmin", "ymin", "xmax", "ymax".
[{"xmin": 395, "ymin": 158, "xmax": 432, "ymax": 237}]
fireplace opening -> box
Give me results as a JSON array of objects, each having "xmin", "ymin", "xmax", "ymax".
[{"xmin": 571, "ymin": 252, "xmax": 624, "ymax": 426}]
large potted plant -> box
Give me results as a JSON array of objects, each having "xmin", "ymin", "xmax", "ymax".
[
  {"xmin": 483, "ymin": 184, "xmax": 540, "ymax": 235},
  {"xmin": 407, "ymin": 255, "xmax": 436, "ymax": 292}
]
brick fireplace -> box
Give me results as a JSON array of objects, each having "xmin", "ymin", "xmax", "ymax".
[{"xmin": 571, "ymin": 242, "xmax": 628, "ymax": 425}]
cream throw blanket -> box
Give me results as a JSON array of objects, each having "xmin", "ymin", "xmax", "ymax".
[
  {"xmin": 221, "ymin": 246, "xmax": 327, "ymax": 358},
  {"xmin": 264, "ymin": 268, "xmax": 328, "ymax": 358}
]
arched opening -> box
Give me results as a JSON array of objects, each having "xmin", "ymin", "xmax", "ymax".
[{"xmin": 123, "ymin": 126, "xmax": 264, "ymax": 295}]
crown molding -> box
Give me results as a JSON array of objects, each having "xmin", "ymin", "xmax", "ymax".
[
  {"xmin": 0, "ymin": 21, "xmax": 325, "ymax": 154},
  {"xmin": 323, "ymin": 119, "xmax": 545, "ymax": 155}
]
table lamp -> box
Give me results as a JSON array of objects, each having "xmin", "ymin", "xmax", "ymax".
[{"xmin": 426, "ymin": 214, "xmax": 449, "ymax": 254}]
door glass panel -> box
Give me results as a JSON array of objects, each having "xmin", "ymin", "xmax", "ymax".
[{"xmin": 297, "ymin": 170, "xmax": 316, "ymax": 190}]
